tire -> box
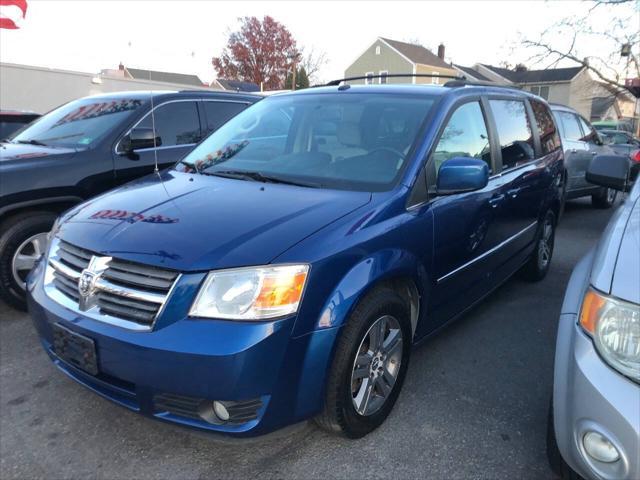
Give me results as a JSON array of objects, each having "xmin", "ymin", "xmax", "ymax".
[
  {"xmin": 315, "ymin": 286, "xmax": 412, "ymax": 438},
  {"xmin": 521, "ymin": 210, "xmax": 556, "ymax": 282},
  {"xmin": 547, "ymin": 400, "xmax": 583, "ymax": 480},
  {"xmin": 0, "ymin": 212, "xmax": 56, "ymax": 310},
  {"xmin": 591, "ymin": 187, "xmax": 617, "ymax": 209}
]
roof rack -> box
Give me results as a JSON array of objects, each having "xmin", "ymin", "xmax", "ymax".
[
  {"xmin": 325, "ymin": 73, "xmax": 465, "ymax": 86},
  {"xmin": 443, "ymin": 79, "xmax": 523, "ymax": 91}
]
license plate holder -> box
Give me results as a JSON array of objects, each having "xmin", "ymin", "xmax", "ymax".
[{"xmin": 52, "ymin": 323, "xmax": 98, "ymax": 375}]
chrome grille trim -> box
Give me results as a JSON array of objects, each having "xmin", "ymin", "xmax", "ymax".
[{"xmin": 43, "ymin": 238, "xmax": 179, "ymax": 332}]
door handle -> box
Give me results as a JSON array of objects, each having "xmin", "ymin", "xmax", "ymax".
[
  {"xmin": 507, "ymin": 188, "xmax": 520, "ymax": 198},
  {"xmin": 488, "ymin": 194, "xmax": 505, "ymax": 208},
  {"xmin": 591, "ymin": 151, "xmax": 598, "ymax": 155}
]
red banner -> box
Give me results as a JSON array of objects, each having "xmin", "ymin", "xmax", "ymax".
[{"xmin": 0, "ymin": 0, "xmax": 27, "ymax": 29}]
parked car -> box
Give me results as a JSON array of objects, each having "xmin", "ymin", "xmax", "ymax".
[
  {"xmin": 551, "ymin": 104, "xmax": 622, "ymax": 209},
  {"xmin": 26, "ymin": 81, "xmax": 565, "ymax": 438},
  {"xmin": 548, "ymin": 154, "xmax": 639, "ymax": 480},
  {"xmin": 0, "ymin": 110, "xmax": 40, "ymax": 139},
  {"xmin": 599, "ymin": 130, "xmax": 640, "ymax": 182},
  {"xmin": 0, "ymin": 90, "xmax": 260, "ymax": 309},
  {"xmin": 592, "ymin": 119, "xmax": 635, "ymax": 134}
]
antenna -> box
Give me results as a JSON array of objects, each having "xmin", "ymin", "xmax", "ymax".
[{"xmin": 149, "ymin": 71, "xmax": 160, "ymax": 175}]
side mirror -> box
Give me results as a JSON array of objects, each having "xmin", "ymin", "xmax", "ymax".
[
  {"xmin": 126, "ymin": 127, "xmax": 162, "ymax": 152},
  {"xmin": 437, "ymin": 157, "xmax": 489, "ymax": 195},
  {"xmin": 586, "ymin": 155, "xmax": 629, "ymax": 191},
  {"xmin": 594, "ymin": 132, "xmax": 604, "ymax": 146}
]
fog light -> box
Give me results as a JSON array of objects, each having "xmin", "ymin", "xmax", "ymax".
[
  {"xmin": 213, "ymin": 401, "xmax": 230, "ymax": 421},
  {"xmin": 583, "ymin": 431, "xmax": 620, "ymax": 463}
]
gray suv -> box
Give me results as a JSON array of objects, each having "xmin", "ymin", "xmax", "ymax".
[
  {"xmin": 548, "ymin": 154, "xmax": 639, "ymax": 479},
  {"xmin": 551, "ymin": 104, "xmax": 620, "ymax": 209}
]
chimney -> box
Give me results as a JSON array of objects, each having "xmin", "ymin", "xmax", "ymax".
[
  {"xmin": 118, "ymin": 62, "xmax": 125, "ymax": 71},
  {"xmin": 437, "ymin": 43, "xmax": 445, "ymax": 60}
]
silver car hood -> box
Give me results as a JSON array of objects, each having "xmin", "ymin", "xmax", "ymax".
[
  {"xmin": 590, "ymin": 183, "xmax": 640, "ymax": 304},
  {"xmin": 610, "ymin": 198, "xmax": 639, "ymax": 304}
]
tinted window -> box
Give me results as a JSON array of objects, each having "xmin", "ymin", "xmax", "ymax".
[
  {"xmin": 203, "ymin": 101, "xmax": 247, "ymax": 133},
  {"xmin": 433, "ymin": 101, "xmax": 491, "ymax": 174},
  {"xmin": 138, "ymin": 101, "xmax": 201, "ymax": 146},
  {"xmin": 555, "ymin": 111, "xmax": 582, "ymax": 142},
  {"xmin": 11, "ymin": 98, "xmax": 143, "ymax": 147},
  {"xmin": 178, "ymin": 93, "xmax": 436, "ymax": 191},
  {"xmin": 0, "ymin": 121, "xmax": 25, "ymax": 139},
  {"xmin": 530, "ymin": 99, "xmax": 561, "ymax": 155},
  {"xmin": 490, "ymin": 99, "xmax": 535, "ymax": 169},
  {"xmin": 577, "ymin": 116, "xmax": 597, "ymax": 143}
]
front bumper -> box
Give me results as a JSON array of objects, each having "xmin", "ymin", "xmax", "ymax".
[
  {"xmin": 26, "ymin": 259, "xmax": 340, "ymax": 437},
  {"xmin": 554, "ymin": 313, "xmax": 640, "ymax": 480}
]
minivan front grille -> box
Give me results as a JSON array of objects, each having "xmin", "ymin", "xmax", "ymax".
[{"xmin": 44, "ymin": 239, "xmax": 179, "ymax": 331}]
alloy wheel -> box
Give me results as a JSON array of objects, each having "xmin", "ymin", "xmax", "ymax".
[
  {"xmin": 351, "ymin": 315, "xmax": 403, "ymax": 416},
  {"xmin": 537, "ymin": 218, "xmax": 554, "ymax": 271},
  {"xmin": 11, "ymin": 232, "xmax": 48, "ymax": 290}
]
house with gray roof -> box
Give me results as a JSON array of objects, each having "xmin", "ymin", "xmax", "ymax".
[
  {"xmin": 464, "ymin": 64, "xmax": 635, "ymax": 124},
  {"xmin": 101, "ymin": 64, "xmax": 206, "ymax": 87}
]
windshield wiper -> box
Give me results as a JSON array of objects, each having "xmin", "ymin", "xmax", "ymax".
[
  {"xmin": 208, "ymin": 169, "xmax": 321, "ymax": 188},
  {"xmin": 16, "ymin": 139, "xmax": 48, "ymax": 146}
]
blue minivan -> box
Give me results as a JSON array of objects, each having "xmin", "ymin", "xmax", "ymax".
[{"xmin": 27, "ymin": 81, "xmax": 564, "ymax": 438}]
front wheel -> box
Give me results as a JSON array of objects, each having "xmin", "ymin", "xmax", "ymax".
[
  {"xmin": 315, "ymin": 286, "xmax": 412, "ymax": 438},
  {"xmin": 521, "ymin": 210, "xmax": 556, "ymax": 282},
  {"xmin": 0, "ymin": 212, "xmax": 56, "ymax": 310},
  {"xmin": 591, "ymin": 187, "xmax": 617, "ymax": 209}
]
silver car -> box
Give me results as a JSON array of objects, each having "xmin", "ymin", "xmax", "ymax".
[{"xmin": 548, "ymin": 154, "xmax": 640, "ymax": 479}]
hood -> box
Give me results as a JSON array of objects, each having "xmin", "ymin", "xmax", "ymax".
[
  {"xmin": 610, "ymin": 198, "xmax": 639, "ymax": 304},
  {"xmin": 0, "ymin": 142, "xmax": 77, "ymax": 163},
  {"xmin": 58, "ymin": 170, "xmax": 371, "ymax": 271}
]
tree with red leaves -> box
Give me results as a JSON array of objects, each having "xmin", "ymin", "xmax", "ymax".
[{"xmin": 212, "ymin": 16, "xmax": 301, "ymax": 90}]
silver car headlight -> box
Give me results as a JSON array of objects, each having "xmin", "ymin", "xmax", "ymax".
[
  {"xmin": 189, "ymin": 264, "xmax": 309, "ymax": 320},
  {"xmin": 580, "ymin": 287, "xmax": 640, "ymax": 382}
]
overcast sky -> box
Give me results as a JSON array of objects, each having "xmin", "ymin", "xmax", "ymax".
[{"xmin": 0, "ymin": 0, "xmax": 634, "ymax": 84}]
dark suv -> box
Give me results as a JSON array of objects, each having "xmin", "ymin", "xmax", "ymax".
[
  {"xmin": 0, "ymin": 90, "xmax": 260, "ymax": 308},
  {"xmin": 28, "ymin": 80, "xmax": 565, "ymax": 438}
]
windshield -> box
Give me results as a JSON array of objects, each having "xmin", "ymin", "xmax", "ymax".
[
  {"xmin": 176, "ymin": 93, "xmax": 436, "ymax": 191},
  {"xmin": 10, "ymin": 97, "xmax": 145, "ymax": 148}
]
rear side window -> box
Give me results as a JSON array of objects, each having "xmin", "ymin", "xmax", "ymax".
[
  {"xmin": 432, "ymin": 101, "xmax": 491, "ymax": 174},
  {"xmin": 489, "ymin": 99, "xmax": 535, "ymax": 170},
  {"xmin": 555, "ymin": 111, "xmax": 582, "ymax": 142},
  {"xmin": 203, "ymin": 101, "xmax": 247, "ymax": 133},
  {"xmin": 577, "ymin": 116, "xmax": 598, "ymax": 143},
  {"xmin": 138, "ymin": 101, "xmax": 201, "ymax": 146},
  {"xmin": 530, "ymin": 99, "xmax": 561, "ymax": 155}
]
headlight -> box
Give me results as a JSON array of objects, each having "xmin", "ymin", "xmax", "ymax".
[
  {"xmin": 580, "ymin": 288, "xmax": 640, "ymax": 381},
  {"xmin": 189, "ymin": 264, "xmax": 309, "ymax": 320},
  {"xmin": 46, "ymin": 216, "xmax": 61, "ymax": 251}
]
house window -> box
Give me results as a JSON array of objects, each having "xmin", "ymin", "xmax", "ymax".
[
  {"xmin": 431, "ymin": 72, "xmax": 440, "ymax": 85},
  {"xmin": 365, "ymin": 72, "xmax": 374, "ymax": 85},
  {"xmin": 375, "ymin": 45, "xmax": 381, "ymax": 55},
  {"xmin": 530, "ymin": 85, "xmax": 550, "ymax": 100},
  {"xmin": 379, "ymin": 71, "xmax": 388, "ymax": 84}
]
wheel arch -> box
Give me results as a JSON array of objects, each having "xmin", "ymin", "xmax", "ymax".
[
  {"xmin": 309, "ymin": 248, "xmax": 429, "ymax": 339},
  {"xmin": 0, "ymin": 196, "xmax": 83, "ymax": 223}
]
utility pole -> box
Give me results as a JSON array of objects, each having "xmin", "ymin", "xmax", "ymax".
[{"xmin": 292, "ymin": 61, "xmax": 297, "ymax": 91}]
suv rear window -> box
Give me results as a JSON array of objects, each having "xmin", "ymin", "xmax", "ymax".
[
  {"xmin": 530, "ymin": 99, "xmax": 561, "ymax": 155},
  {"xmin": 489, "ymin": 99, "xmax": 535, "ymax": 170}
]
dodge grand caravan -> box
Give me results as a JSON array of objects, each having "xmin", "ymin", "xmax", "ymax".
[{"xmin": 27, "ymin": 80, "xmax": 564, "ymax": 438}]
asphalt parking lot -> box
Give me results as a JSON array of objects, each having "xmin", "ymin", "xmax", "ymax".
[{"xmin": 0, "ymin": 197, "xmax": 617, "ymax": 480}]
